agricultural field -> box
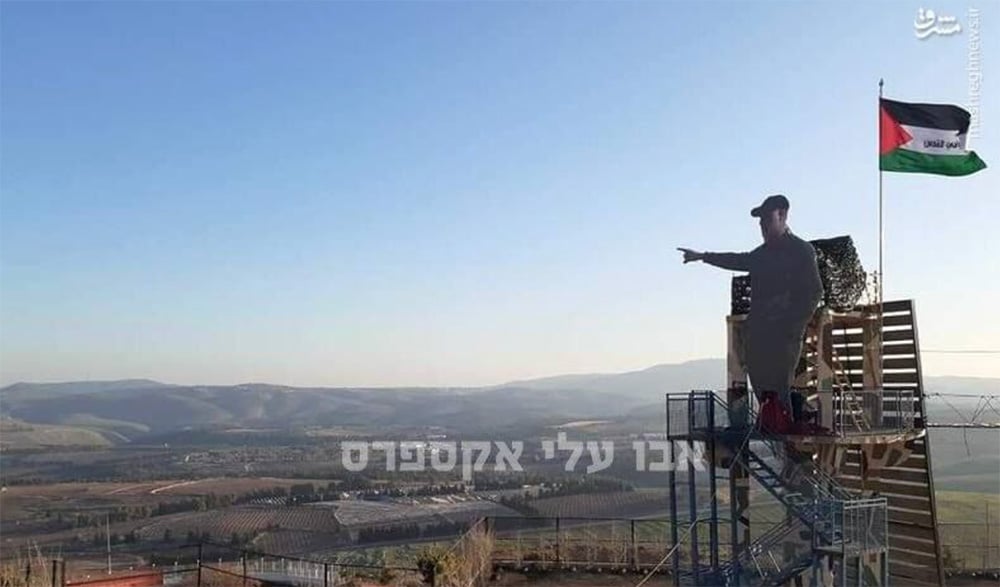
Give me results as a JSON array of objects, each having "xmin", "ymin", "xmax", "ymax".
[
  {"xmin": 326, "ymin": 497, "xmax": 516, "ymax": 530},
  {"xmin": 329, "ymin": 501, "xmax": 440, "ymax": 529},
  {"xmin": 144, "ymin": 477, "xmax": 337, "ymax": 496},
  {"xmin": 0, "ymin": 419, "xmax": 113, "ymax": 451},
  {"xmin": 1, "ymin": 476, "xmax": 336, "ymax": 499},
  {"xmin": 529, "ymin": 490, "xmax": 668, "ymax": 519},
  {"xmin": 134, "ymin": 504, "xmax": 342, "ymax": 541},
  {"xmin": 934, "ymin": 490, "xmax": 1000, "ymax": 570},
  {"xmin": 2, "ymin": 469, "xmax": 997, "ymax": 576},
  {"xmin": 0, "ymin": 481, "xmax": 522, "ymax": 562},
  {"xmin": 0, "ymin": 477, "xmax": 334, "ymax": 522},
  {"xmin": 248, "ymin": 529, "xmax": 348, "ymax": 556},
  {"xmin": 0, "ymin": 477, "xmax": 339, "ymax": 559}
]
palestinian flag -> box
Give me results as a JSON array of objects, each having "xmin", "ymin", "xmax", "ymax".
[{"xmin": 879, "ymin": 98, "xmax": 986, "ymax": 176}]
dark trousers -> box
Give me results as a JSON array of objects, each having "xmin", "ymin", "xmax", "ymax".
[{"xmin": 745, "ymin": 317, "xmax": 808, "ymax": 415}]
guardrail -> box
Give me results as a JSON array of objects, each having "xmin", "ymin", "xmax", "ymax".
[{"xmin": 666, "ymin": 388, "xmax": 917, "ymax": 440}]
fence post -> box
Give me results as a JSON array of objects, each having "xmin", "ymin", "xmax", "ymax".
[
  {"xmin": 555, "ymin": 517, "xmax": 561, "ymax": 567},
  {"xmin": 26, "ymin": 557, "xmax": 31, "ymax": 586},
  {"xmin": 60, "ymin": 560, "xmax": 66, "ymax": 587},
  {"xmin": 196, "ymin": 543, "xmax": 203, "ymax": 587},
  {"xmin": 51, "ymin": 559, "xmax": 58, "ymax": 587},
  {"xmin": 630, "ymin": 520, "xmax": 636, "ymax": 570},
  {"xmin": 322, "ymin": 562, "xmax": 328, "ymax": 587},
  {"xmin": 241, "ymin": 550, "xmax": 247, "ymax": 587},
  {"xmin": 986, "ymin": 502, "xmax": 992, "ymax": 570}
]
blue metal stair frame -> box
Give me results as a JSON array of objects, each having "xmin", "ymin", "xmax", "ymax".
[{"xmin": 710, "ymin": 393, "xmax": 856, "ymax": 586}]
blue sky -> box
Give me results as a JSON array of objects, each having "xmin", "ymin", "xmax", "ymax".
[{"xmin": 1, "ymin": 1, "xmax": 997, "ymax": 386}]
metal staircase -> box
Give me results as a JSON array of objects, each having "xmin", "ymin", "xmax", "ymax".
[
  {"xmin": 712, "ymin": 397, "xmax": 883, "ymax": 586},
  {"xmin": 668, "ymin": 420, "xmax": 827, "ymax": 586},
  {"xmin": 717, "ymin": 517, "xmax": 813, "ymax": 586},
  {"xmin": 711, "ymin": 439, "xmax": 888, "ymax": 586}
]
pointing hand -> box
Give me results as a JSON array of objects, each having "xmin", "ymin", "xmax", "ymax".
[{"xmin": 677, "ymin": 248, "xmax": 704, "ymax": 264}]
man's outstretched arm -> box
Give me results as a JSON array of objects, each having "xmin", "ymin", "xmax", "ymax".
[{"xmin": 678, "ymin": 248, "xmax": 753, "ymax": 272}]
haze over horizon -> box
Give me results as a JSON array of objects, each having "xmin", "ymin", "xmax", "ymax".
[
  {"xmin": 2, "ymin": 357, "xmax": 998, "ymax": 394},
  {"xmin": 2, "ymin": 2, "xmax": 998, "ymax": 387}
]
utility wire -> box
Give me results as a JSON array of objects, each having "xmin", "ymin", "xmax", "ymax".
[{"xmin": 922, "ymin": 349, "xmax": 1000, "ymax": 354}]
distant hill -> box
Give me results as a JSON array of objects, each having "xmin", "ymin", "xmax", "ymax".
[
  {"xmin": 497, "ymin": 358, "xmax": 725, "ymax": 398},
  {"xmin": 1, "ymin": 360, "xmax": 996, "ymax": 442},
  {"xmin": 0, "ymin": 381, "xmax": 632, "ymax": 437},
  {"xmin": 921, "ymin": 375, "xmax": 1000, "ymax": 395},
  {"xmin": 0, "ymin": 379, "xmax": 171, "ymax": 401},
  {"xmin": 0, "ymin": 362, "xmax": 724, "ymax": 438},
  {"xmin": 500, "ymin": 360, "xmax": 998, "ymax": 397}
]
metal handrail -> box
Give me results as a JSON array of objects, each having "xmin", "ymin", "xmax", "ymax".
[
  {"xmin": 718, "ymin": 518, "xmax": 803, "ymax": 580},
  {"xmin": 706, "ymin": 390, "xmax": 854, "ymax": 501}
]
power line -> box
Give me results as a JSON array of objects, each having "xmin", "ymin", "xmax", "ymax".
[
  {"xmin": 927, "ymin": 393, "xmax": 999, "ymax": 399},
  {"xmin": 925, "ymin": 393, "xmax": 1000, "ymax": 435},
  {"xmin": 922, "ymin": 349, "xmax": 1000, "ymax": 354}
]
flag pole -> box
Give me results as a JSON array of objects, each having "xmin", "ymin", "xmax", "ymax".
[{"xmin": 878, "ymin": 78, "xmax": 885, "ymax": 388}]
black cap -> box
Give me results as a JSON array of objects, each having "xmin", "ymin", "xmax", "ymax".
[{"xmin": 750, "ymin": 194, "xmax": 790, "ymax": 217}]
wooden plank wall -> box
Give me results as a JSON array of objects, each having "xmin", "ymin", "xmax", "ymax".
[{"xmin": 832, "ymin": 299, "xmax": 946, "ymax": 586}]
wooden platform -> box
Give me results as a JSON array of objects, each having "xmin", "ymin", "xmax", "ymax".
[
  {"xmin": 788, "ymin": 428, "xmax": 925, "ymax": 447},
  {"xmin": 679, "ymin": 427, "xmax": 924, "ymax": 446}
]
